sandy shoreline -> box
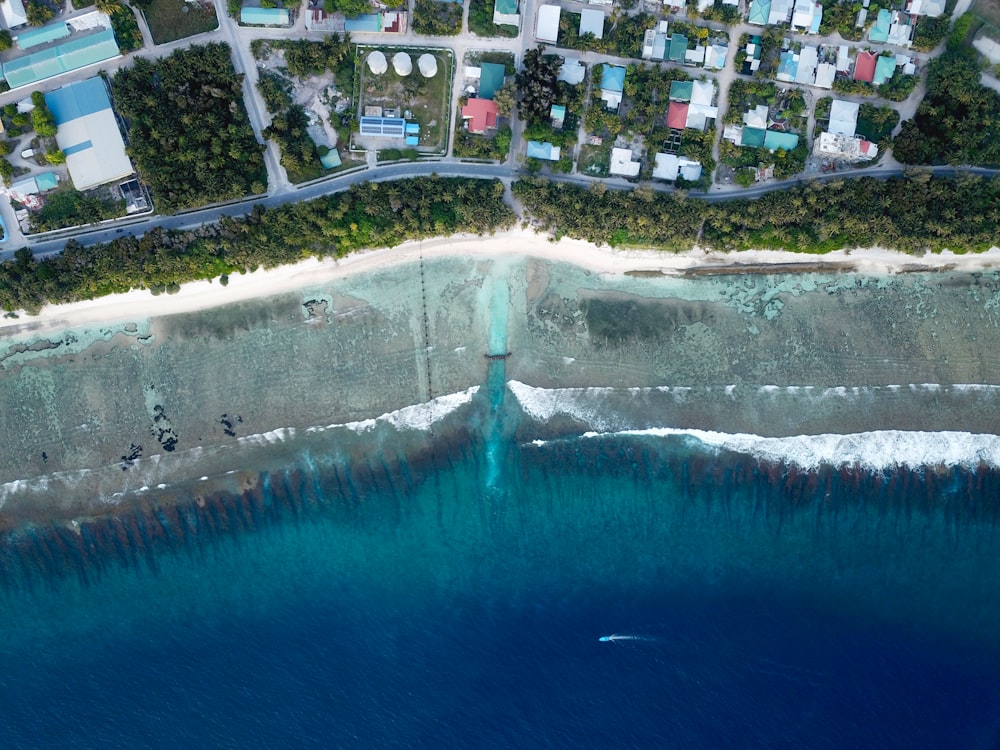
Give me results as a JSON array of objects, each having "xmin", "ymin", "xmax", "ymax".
[{"xmin": 2, "ymin": 227, "xmax": 1000, "ymax": 336}]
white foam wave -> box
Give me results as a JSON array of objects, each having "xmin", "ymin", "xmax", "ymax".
[
  {"xmin": 582, "ymin": 428, "xmax": 1000, "ymax": 470},
  {"xmin": 306, "ymin": 386, "xmax": 480, "ymax": 435}
]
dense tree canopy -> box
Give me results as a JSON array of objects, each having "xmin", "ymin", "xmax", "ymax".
[
  {"xmin": 516, "ymin": 47, "xmax": 562, "ymax": 125},
  {"xmin": 112, "ymin": 44, "xmax": 267, "ymax": 212},
  {"xmin": 514, "ymin": 175, "xmax": 1000, "ymax": 254},
  {"xmin": 0, "ymin": 178, "xmax": 515, "ymax": 313},
  {"xmin": 893, "ymin": 47, "xmax": 1000, "ymax": 167}
]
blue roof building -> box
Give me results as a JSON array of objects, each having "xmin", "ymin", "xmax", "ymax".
[
  {"xmin": 344, "ymin": 14, "xmax": 381, "ymax": 31},
  {"xmin": 763, "ymin": 130, "xmax": 799, "ymax": 151},
  {"xmin": 600, "ymin": 64, "xmax": 625, "ymax": 93},
  {"xmin": 359, "ymin": 116, "xmax": 406, "ymax": 136},
  {"xmin": 526, "ymin": 140, "xmax": 560, "ymax": 160}
]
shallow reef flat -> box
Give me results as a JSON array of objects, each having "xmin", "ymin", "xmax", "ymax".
[{"xmin": 2, "ymin": 257, "xmax": 1000, "ymax": 521}]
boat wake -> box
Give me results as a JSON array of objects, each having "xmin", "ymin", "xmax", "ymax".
[{"xmin": 598, "ymin": 634, "xmax": 656, "ymax": 643}]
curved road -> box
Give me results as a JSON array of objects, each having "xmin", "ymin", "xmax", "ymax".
[{"xmin": 7, "ymin": 161, "xmax": 1000, "ymax": 260}]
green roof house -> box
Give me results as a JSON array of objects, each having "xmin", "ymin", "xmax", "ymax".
[
  {"xmin": 741, "ymin": 126, "xmax": 766, "ymax": 147},
  {"xmin": 478, "ymin": 62, "xmax": 506, "ymax": 99},
  {"xmin": 668, "ymin": 34, "xmax": 688, "ymax": 63},
  {"xmin": 669, "ymin": 80, "xmax": 693, "ymax": 102}
]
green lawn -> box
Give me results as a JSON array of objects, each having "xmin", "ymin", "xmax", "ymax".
[{"xmin": 143, "ymin": 0, "xmax": 218, "ymax": 44}]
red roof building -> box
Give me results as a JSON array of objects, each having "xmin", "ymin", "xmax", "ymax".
[
  {"xmin": 853, "ymin": 51, "xmax": 877, "ymax": 82},
  {"xmin": 461, "ymin": 98, "xmax": 499, "ymax": 134},
  {"xmin": 667, "ymin": 101, "xmax": 689, "ymax": 130}
]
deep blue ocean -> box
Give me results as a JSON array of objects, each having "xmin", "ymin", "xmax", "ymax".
[{"xmin": 2, "ymin": 361, "xmax": 1000, "ymax": 749}]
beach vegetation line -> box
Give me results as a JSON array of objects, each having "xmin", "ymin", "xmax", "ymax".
[
  {"xmin": 0, "ymin": 177, "xmax": 514, "ymax": 314},
  {"xmin": 513, "ymin": 174, "xmax": 1000, "ymax": 255}
]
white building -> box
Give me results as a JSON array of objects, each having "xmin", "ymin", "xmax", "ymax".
[
  {"xmin": 536, "ymin": 4, "xmax": 560, "ymax": 43},
  {"xmin": 609, "ymin": 147, "xmax": 641, "ymax": 177},
  {"xmin": 828, "ymin": 99, "xmax": 859, "ymax": 138},
  {"xmin": 1, "ymin": 0, "xmax": 28, "ymax": 29}
]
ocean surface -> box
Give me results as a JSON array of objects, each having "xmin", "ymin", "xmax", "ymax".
[
  {"xmin": 3, "ymin": 263, "xmax": 1000, "ymax": 747},
  {"xmin": 3, "ymin": 367, "xmax": 1000, "ymax": 748}
]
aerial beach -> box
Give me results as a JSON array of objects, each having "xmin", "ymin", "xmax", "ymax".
[
  {"xmin": 3, "ymin": 225, "xmax": 1000, "ymax": 338},
  {"xmin": 2, "ymin": 0, "xmax": 1000, "ymax": 734}
]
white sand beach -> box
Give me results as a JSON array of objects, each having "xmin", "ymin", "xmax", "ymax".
[{"xmin": 2, "ymin": 226, "xmax": 1000, "ymax": 336}]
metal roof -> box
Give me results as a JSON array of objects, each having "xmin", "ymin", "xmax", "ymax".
[
  {"xmin": 44, "ymin": 75, "xmax": 110, "ymax": 121},
  {"xmin": 16, "ymin": 22, "xmax": 70, "ymax": 50},
  {"xmin": 478, "ymin": 63, "xmax": 506, "ymax": 99},
  {"xmin": 3, "ymin": 28, "xmax": 119, "ymax": 90},
  {"xmin": 240, "ymin": 6, "xmax": 290, "ymax": 25}
]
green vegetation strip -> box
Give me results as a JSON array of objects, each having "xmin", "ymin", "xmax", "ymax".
[
  {"xmin": 513, "ymin": 175, "xmax": 1000, "ymax": 254},
  {"xmin": 0, "ymin": 178, "xmax": 515, "ymax": 314}
]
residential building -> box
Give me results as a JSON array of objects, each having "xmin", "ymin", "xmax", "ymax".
[
  {"xmin": 599, "ymin": 64, "xmax": 626, "ymax": 110},
  {"xmin": 853, "ymin": 51, "xmax": 877, "ymax": 82},
  {"xmin": 478, "ymin": 63, "xmax": 506, "ymax": 99},
  {"xmin": 609, "ymin": 147, "xmax": 640, "ymax": 177},
  {"xmin": 653, "ymin": 153, "xmax": 702, "ymax": 181},
  {"xmin": 579, "ymin": 8, "xmax": 605, "ymax": 38},
  {"xmin": 828, "ymin": 98, "xmax": 859, "ymax": 137},
  {"xmin": 536, "ymin": 4, "xmax": 560, "ymax": 43},
  {"xmin": 1, "ymin": 0, "xmax": 28, "ymax": 29},
  {"xmin": 461, "ymin": 98, "xmax": 499, "ymax": 133},
  {"xmin": 558, "ymin": 57, "xmax": 586, "ymax": 84},
  {"xmin": 816, "ymin": 131, "xmax": 878, "ymax": 159},
  {"xmin": 873, "ymin": 53, "xmax": 897, "ymax": 84},
  {"xmin": 908, "ymin": 0, "xmax": 946, "ymax": 16},
  {"xmin": 526, "ymin": 141, "xmax": 561, "ymax": 160},
  {"xmin": 494, "ymin": 0, "xmax": 520, "ymax": 27}
]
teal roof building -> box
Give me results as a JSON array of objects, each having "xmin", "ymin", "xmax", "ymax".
[
  {"xmin": 873, "ymin": 54, "xmax": 897, "ymax": 84},
  {"xmin": 16, "ymin": 22, "xmax": 70, "ymax": 50},
  {"xmin": 668, "ymin": 34, "xmax": 687, "ymax": 63},
  {"xmin": 478, "ymin": 62, "xmax": 506, "ymax": 99},
  {"xmin": 763, "ymin": 130, "xmax": 799, "ymax": 151},
  {"xmin": 868, "ymin": 9, "xmax": 891, "ymax": 43},
  {"xmin": 2, "ymin": 28, "xmax": 120, "ymax": 90},
  {"xmin": 748, "ymin": 0, "xmax": 770, "ymax": 25},
  {"xmin": 240, "ymin": 6, "xmax": 290, "ymax": 25},
  {"xmin": 669, "ymin": 80, "xmax": 693, "ymax": 101},
  {"xmin": 741, "ymin": 127, "xmax": 766, "ymax": 147}
]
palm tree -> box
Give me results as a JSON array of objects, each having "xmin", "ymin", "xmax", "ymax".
[{"xmin": 95, "ymin": 0, "xmax": 123, "ymax": 13}]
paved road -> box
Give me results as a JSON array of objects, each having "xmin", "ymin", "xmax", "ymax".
[
  {"xmin": 0, "ymin": 0, "xmax": 996, "ymax": 263},
  {"xmin": 10, "ymin": 160, "xmax": 999, "ymax": 261}
]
